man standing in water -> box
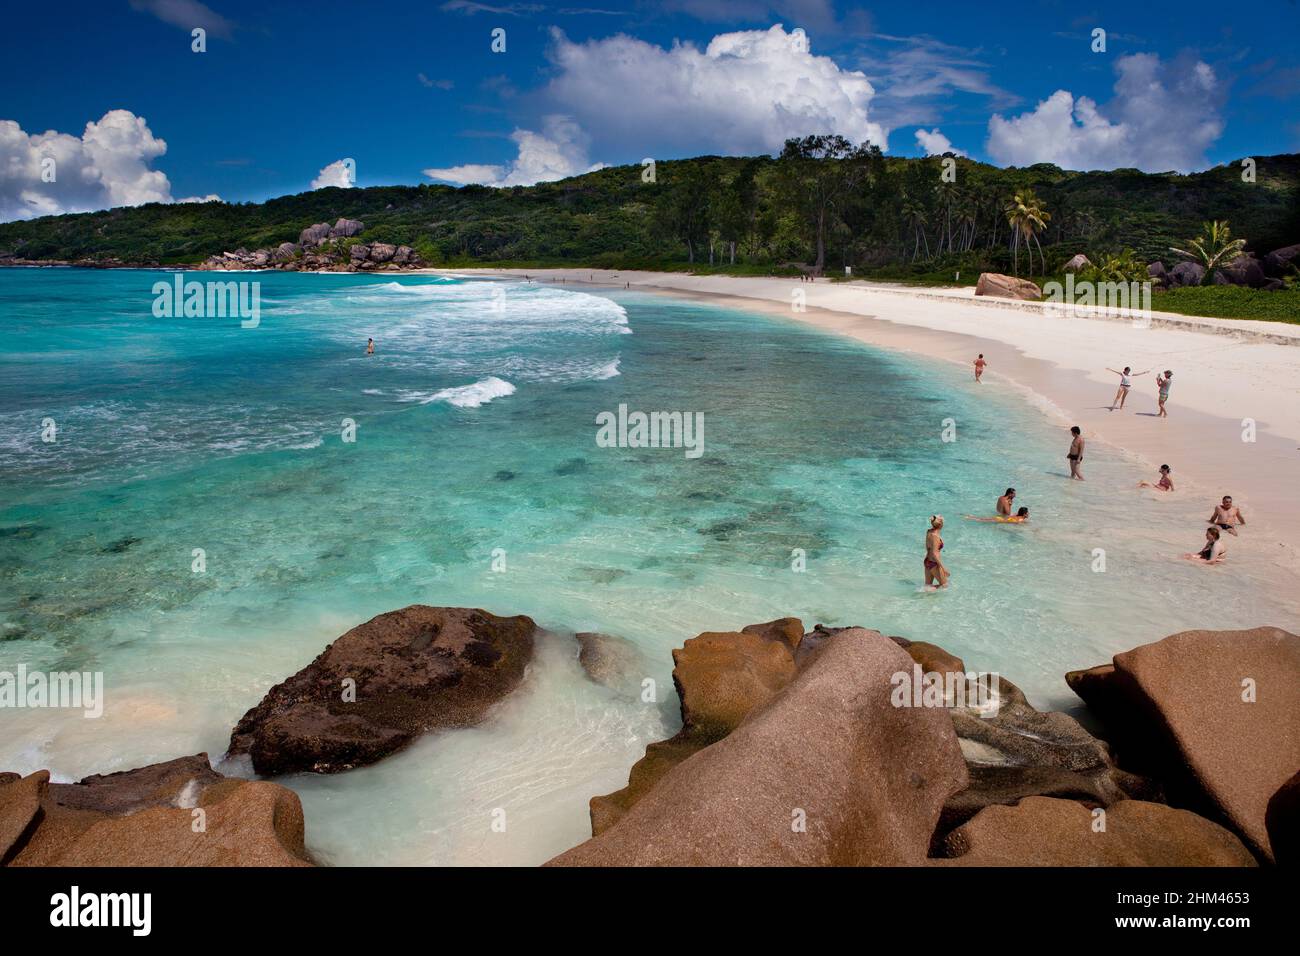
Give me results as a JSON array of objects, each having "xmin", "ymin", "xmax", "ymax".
[
  {"xmin": 974, "ymin": 354, "xmax": 987, "ymax": 382},
  {"xmin": 1067, "ymin": 426, "xmax": 1085, "ymax": 480},
  {"xmin": 997, "ymin": 488, "xmax": 1016, "ymax": 516},
  {"xmin": 367, "ymin": 338, "xmax": 374, "ymax": 356}
]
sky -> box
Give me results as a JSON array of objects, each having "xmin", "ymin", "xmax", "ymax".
[{"xmin": 1, "ymin": 0, "xmax": 1298, "ymax": 221}]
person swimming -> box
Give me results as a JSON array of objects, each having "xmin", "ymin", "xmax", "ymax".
[
  {"xmin": 1137, "ymin": 464, "xmax": 1174, "ymax": 491},
  {"xmin": 1183, "ymin": 526, "xmax": 1226, "ymax": 564},
  {"xmin": 924, "ymin": 515, "xmax": 949, "ymax": 590},
  {"xmin": 964, "ymin": 507, "xmax": 1029, "ymax": 523},
  {"xmin": 1208, "ymin": 496, "xmax": 1246, "ymax": 536}
]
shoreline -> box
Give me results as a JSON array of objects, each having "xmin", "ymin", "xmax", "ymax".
[{"xmin": 428, "ymin": 267, "xmax": 1300, "ymax": 576}]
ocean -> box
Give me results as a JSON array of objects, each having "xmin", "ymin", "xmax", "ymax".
[{"xmin": 1, "ymin": 268, "xmax": 1290, "ymax": 864}]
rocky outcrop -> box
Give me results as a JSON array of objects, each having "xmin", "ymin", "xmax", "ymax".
[
  {"xmin": 1214, "ymin": 254, "xmax": 1268, "ymax": 288},
  {"xmin": 227, "ymin": 606, "xmax": 537, "ymax": 775},
  {"xmin": 329, "ymin": 218, "xmax": 364, "ymax": 239},
  {"xmin": 587, "ymin": 619, "xmax": 801, "ymax": 834},
  {"xmin": 197, "ymin": 219, "xmax": 424, "ymax": 273},
  {"xmin": 938, "ymin": 673, "xmax": 1157, "ymax": 843},
  {"xmin": 1063, "ymin": 253, "xmax": 1091, "ymax": 272},
  {"xmin": 938, "ymin": 796, "xmax": 1257, "ymax": 866},
  {"xmin": 1147, "ymin": 260, "xmax": 1168, "ymax": 286},
  {"xmin": 2, "ymin": 755, "xmax": 312, "ymax": 867},
  {"xmin": 1066, "ymin": 626, "xmax": 1300, "ymax": 863},
  {"xmin": 974, "ymin": 272, "xmax": 1042, "ymax": 301},
  {"xmin": 1169, "ymin": 260, "xmax": 1206, "ymax": 286},
  {"xmin": 1266, "ymin": 771, "xmax": 1300, "ymax": 865},
  {"xmin": 1263, "ymin": 243, "xmax": 1300, "ymax": 278},
  {"xmin": 548, "ymin": 627, "xmax": 968, "ymax": 866}
]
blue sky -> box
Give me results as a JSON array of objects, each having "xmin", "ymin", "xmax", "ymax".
[{"xmin": 1, "ymin": 0, "xmax": 1298, "ymax": 219}]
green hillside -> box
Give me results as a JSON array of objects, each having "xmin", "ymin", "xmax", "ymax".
[{"xmin": 1, "ymin": 145, "xmax": 1297, "ymax": 279}]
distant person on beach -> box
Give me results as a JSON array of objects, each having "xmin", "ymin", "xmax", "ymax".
[
  {"xmin": 964, "ymin": 507, "xmax": 1029, "ymax": 523},
  {"xmin": 1107, "ymin": 366, "xmax": 1149, "ymax": 410},
  {"xmin": 1183, "ymin": 526, "xmax": 1226, "ymax": 564},
  {"xmin": 974, "ymin": 354, "xmax": 987, "ymax": 382},
  {"xmin": 1156, "ymin": 370, "xmax": 1173, "ymax": 417},
  {"xmin": 366, "ymin": 338, "xmax": 374, "ymax": 355},
  {"xmin": 1209, "ymin": 496, "xmax": 1246, "ymax": 535},
  {"xmin": 1138, "ymin": 464, "xmax": 1174, "ymax": 491},
  {"xmin": 924, "ymin": 515, "xmax": 949, "ymax": 589},
  {"xmin": 997, "ymin": 488, "xmax": 1016, "ymax": 515},
  {"xmin": 1067, "ymin": 426, "xmax": 1085, "ymax": 480}
]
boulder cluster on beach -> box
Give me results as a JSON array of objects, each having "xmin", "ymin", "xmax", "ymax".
[
  {"xmin": 195, "ymin": 218, "xmax": 424, "ymax": 273},
  {"xmin": 3, "ymin": 606, "xmax": 1295, "ymax": 867}
]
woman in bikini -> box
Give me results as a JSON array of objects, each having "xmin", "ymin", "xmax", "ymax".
[
  {"xmin": 924, "ymin": 515, "xmax": 949, "ymax": 589},
  {"xmin": 1183, "ymin": 526, "xmax": 1226, "ymax": 564},
  {"xmin": 1107, "ymin": 366, "xmax": 1149, "ymax": 410},
  {"xmin": 1137, "ymin": 464, "xmax": 1174, "ymax": 491}
]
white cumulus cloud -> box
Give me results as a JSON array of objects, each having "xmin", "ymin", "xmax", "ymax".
[
  {"xmin": 985, "ymin": 53, "xmax": 1224, "ymax": 173},
  {"xmin": 542, "ymin": 24, "xmax": 887, "ymax": 155},
  {"xmin": 914, "ymin": 127, "xmax": 966, "ymax": 157},
  {"xmin": 0, "ymin": 110, "xmax": 190, "ymax": 222},
  {"xmin": 311, "ymin": 159, "xmax": 356, "ymax": 189},
  {"xmin": 424, "ymin": 116, "xmax": 605, "ymax": 187}
]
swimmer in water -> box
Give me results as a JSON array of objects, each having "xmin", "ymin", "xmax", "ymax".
[
  {"xmin": 1208, "ymin": 496, "xmax": 1245, "ymax": 536},
  {"xmin": 1137, "ymin": 464, "xmax": 1174, "ymax": 491},
  {"xmin": 1183, "ymin": 526, "xmax": 1226, "ymax": 564},
  {"xmin": 366, "ymin": 338, "xmax": 374, "ymax": 355},
  {"xmin": 923, "ymin": 515, "xmax": 949, "ymax": 590},
  {"xmin": 974, "ymin": 354, "xmax": 987, "ymax": 383},
  {"xmin": 964, "ymin": 507, "xmax": 1030, "ymax": 523},
  {"xmin": 996, "ymin": 488, "xmax": 1016, "ymax": 516}
]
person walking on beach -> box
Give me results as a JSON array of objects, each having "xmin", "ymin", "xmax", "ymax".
[
  {"xmin": 974, "ymin": 354, "xmax": 987, "ymax": 382},
  {"xmin": 1155, "ymin": 370, "xmax": 1172, "ymax": 417},
  {"xmin": 366, "ymin": 337, "xmax": 374, "ymax": 355},
  {"xmin": 1138, "ymin": 464, "xmax": 1174, "ymax": 491},
  {"xmin": 1183, "ymin": 527, "xmax": 1227, "ymax": 564},
  {"xmin": 1107, "ymin": 366, "xmax": 1149, "ymax": 410},
  {"xmin": 1066, "ymin": 426, "xmax": 1085, "ymax": 480},
  {"xmin": 924, "ymin": 515, "xmax": 949, "ymax": 590},
  {"xmin": 1208, "ymin": 496, "xmax": 1246, "ymax": 535},
  {"xmin": 997, "ymin": 488, "xmax": 1016, "ymax": 516}
]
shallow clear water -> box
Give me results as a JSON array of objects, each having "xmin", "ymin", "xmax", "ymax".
[{"xmin": 1, "ymin": 268, "xmax": 1294, "ymax": 865}]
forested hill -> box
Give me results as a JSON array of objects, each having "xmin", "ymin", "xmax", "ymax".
[{"xmin": 1, "ymin": 148, "xmax": 1297, "ymax": 278}]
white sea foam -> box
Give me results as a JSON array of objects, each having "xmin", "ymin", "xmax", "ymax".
[{"xmin": 396, "ymin": 377, "xmax": 517, "ymax": 408}]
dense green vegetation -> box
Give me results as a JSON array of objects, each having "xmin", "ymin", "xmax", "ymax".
[
  {"xmin": 1151, "ymin": 286, "xmax": 1300, "ymax": 322},
  {"xmin": 1, "ymin": 145, "xmax": 1297, "ymax": 283}
]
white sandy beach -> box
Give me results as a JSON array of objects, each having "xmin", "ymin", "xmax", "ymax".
[{"xmin": 430, "ymin": 268, "xmax": 1300, "ymax": 576}]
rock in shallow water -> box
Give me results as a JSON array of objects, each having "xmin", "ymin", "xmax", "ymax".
[
  {"xmin": 549, "ymin": 627, "xmax": 968, "ymax": 866},
  {"xmin": 227, "ymin": 605, "xmax": 536, "ymax": 775},
  {"xmin": 2, "ymin": 754, "xmax": 312, "ymax": 867},
  {"xmin": 937, "ymin": 796, "xmax": 1256, "ymax": 866},
  {"xmin": 1066, "ymin": 625, "xmax": 1300, "ymax": 863}
]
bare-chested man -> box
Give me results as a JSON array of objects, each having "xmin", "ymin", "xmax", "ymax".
[
  {"xmin": 1066, "ymin": 426, "xmax": 1085, "ymax": 480},
  {"xmin": 1208, "ymin": 496, "xmax": 1246, "ymax": 536},
  {"xmin": 997, "ymin": 488, "xmax": 1016, "ymax": 515}
]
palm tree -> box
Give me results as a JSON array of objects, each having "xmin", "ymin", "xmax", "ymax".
[
  {"xmin": 1170, "ymin": 221, "xmax": 1246, "ymax": 285},
  {"xmin": 1005, "ymin": 191, "xmax": 1051, "ymax": 275}
]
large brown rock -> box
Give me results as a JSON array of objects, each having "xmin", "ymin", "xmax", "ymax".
[
  {"xmin": 574, "ymin": 631, "xmax": 648, "ymax": 697},
  {"xmin": 587, "ymin": 619, "xmax": 802, "ymax": 835},
  {"xmin": 298, "ymin": 222, "xmax": 332, "ymax": 247},
  {"xmin": 1263, "ymin": 243, "xmax": 1300, "ymax": 278},
  {"xmin": 548, "ymin": 628, "xmax": 968, "ymax": 866},
  {"xmin": 1066, "ymin": 626, "xmax": 1300, "ymax": 862},
  {"xmin": 4, "ymin": 755, "xmax": 312, "ymax": 867},
  {"xmin": 1266, "ymin": 771, "xmax": 1300, "ymax": 865},
  {"xmin": 0, "ymin": 771, "xmax": 47, "ymax": 863},
  {"xmin": 227, "ymin": 606, "xmax": 536, "ymax": 775},
  {"xmin": 974, "ymin": 272, "xmax": 1042, "ymax": 301},
  {"xmin": 939, "ymin": 796, "xmax": 1256, "ymax": 866}
]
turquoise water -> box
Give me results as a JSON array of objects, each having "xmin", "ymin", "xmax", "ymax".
[{"xmin": 1, "ymin": 268, "xmax": 1292, "ymax": 865}]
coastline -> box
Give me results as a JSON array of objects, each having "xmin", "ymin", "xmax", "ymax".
[{"xmin": 428, "ymin": 267, "xmax": 1300, "ymax": 577}]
